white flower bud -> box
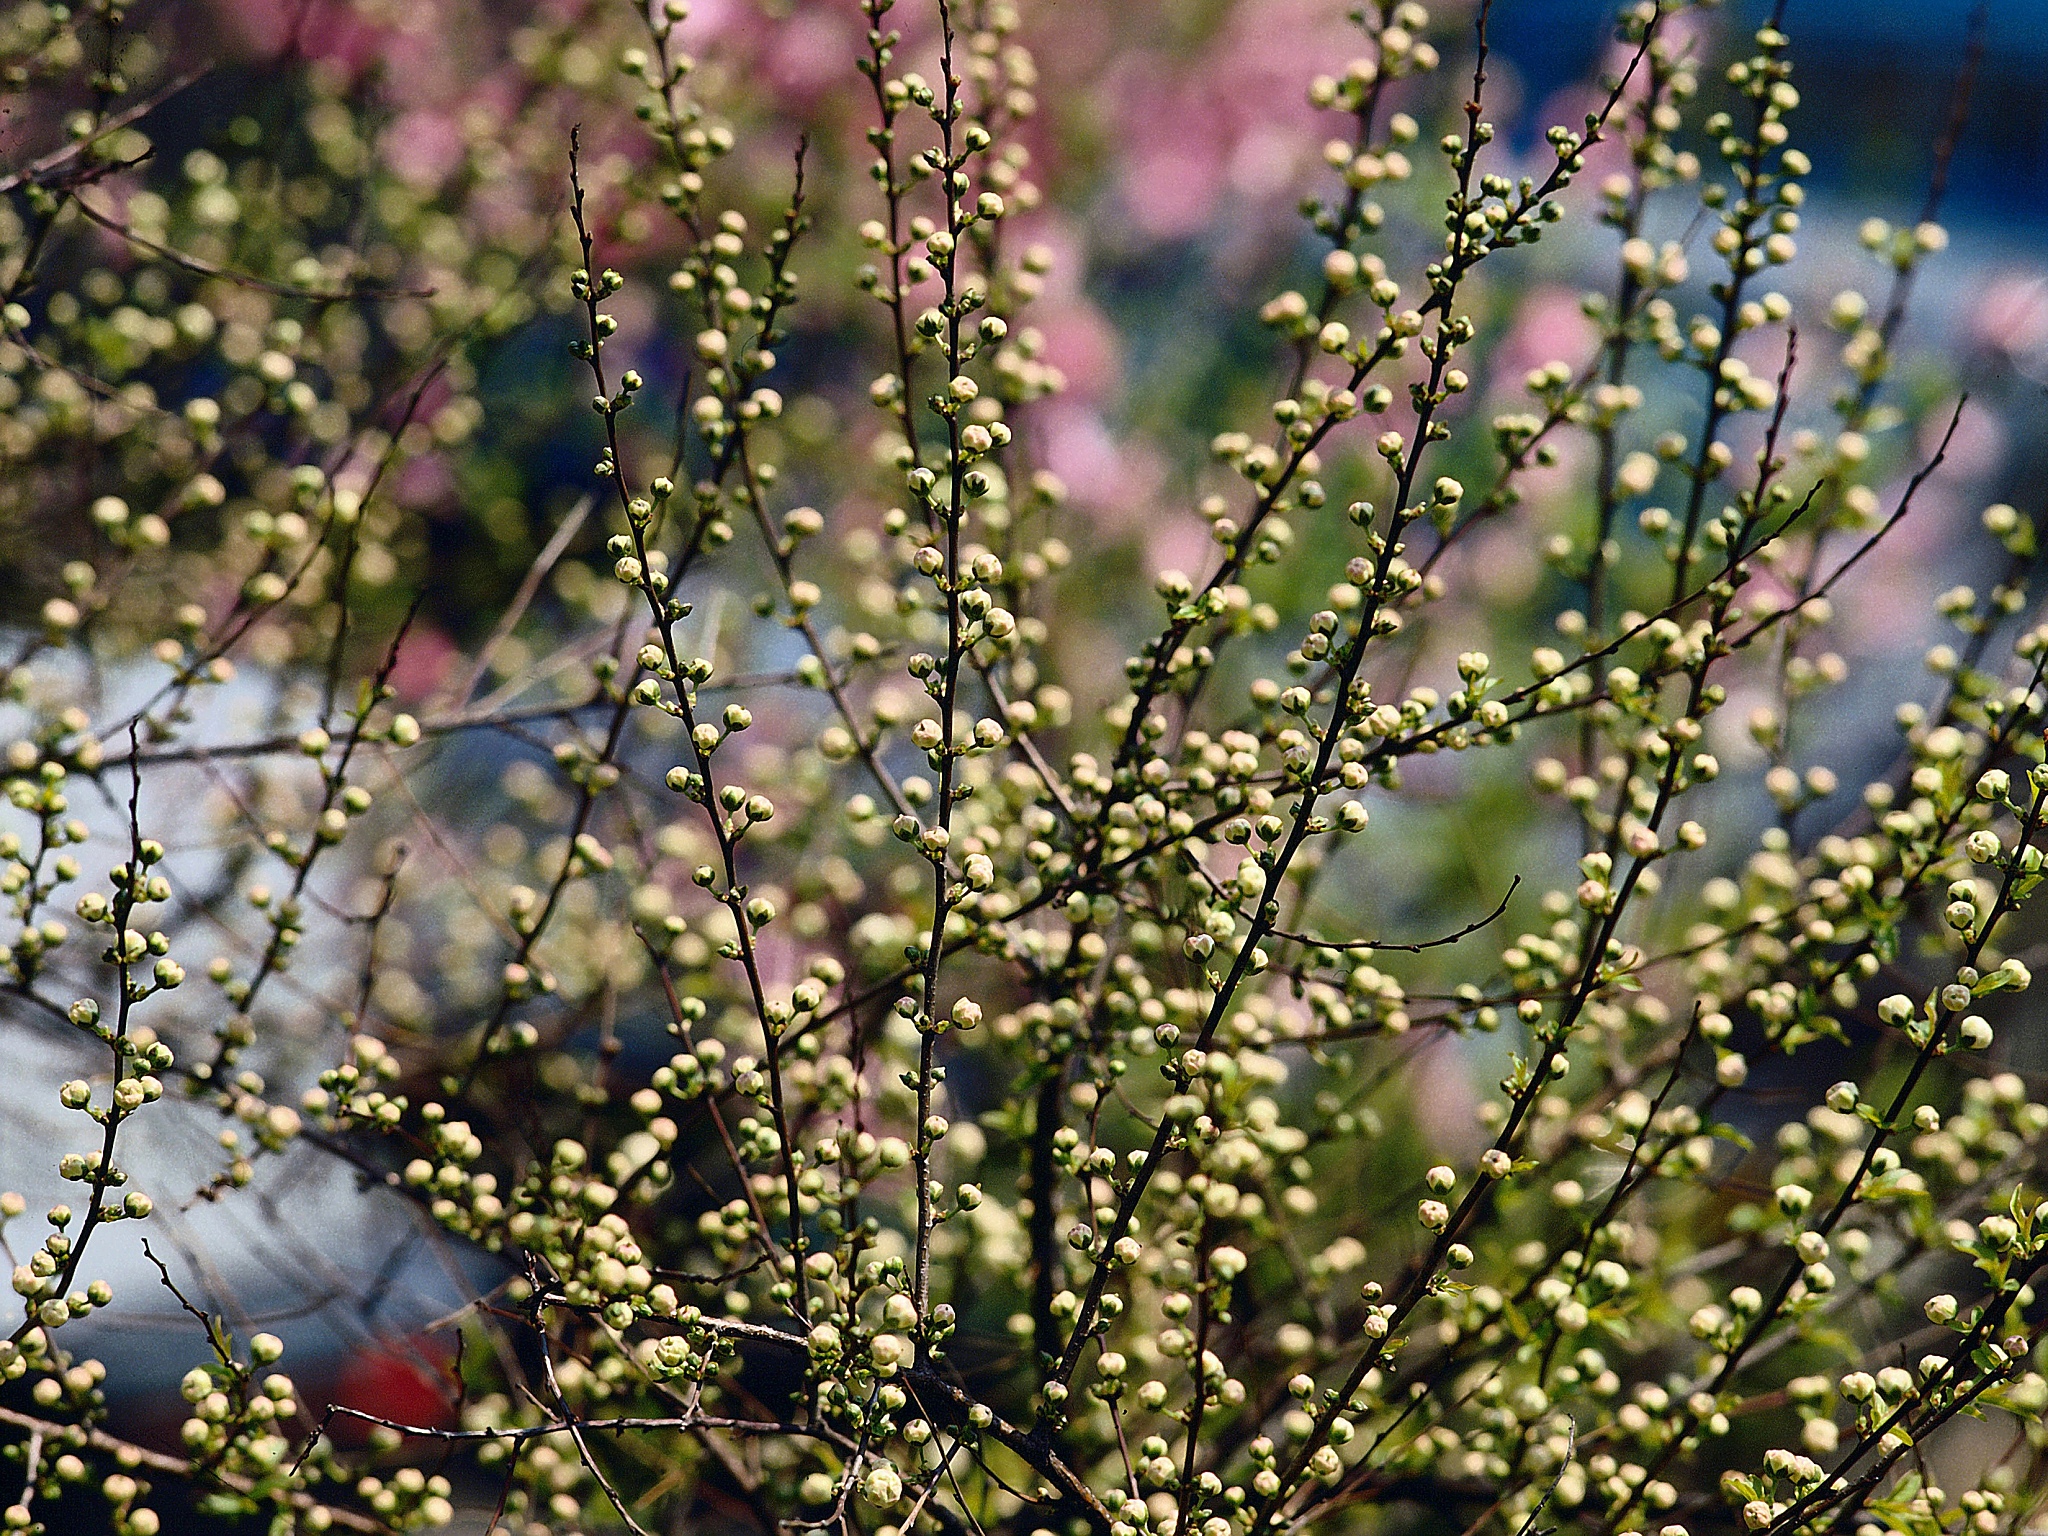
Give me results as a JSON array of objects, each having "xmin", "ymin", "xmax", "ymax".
[{"xmin": 860, "ymin": 1463, "xmax": 903, "ymax": 1506}]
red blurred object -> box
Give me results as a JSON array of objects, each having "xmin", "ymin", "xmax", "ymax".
[{"xmin": 321, "ymin": 1336, "xmax": 456, "ymax": 1441}]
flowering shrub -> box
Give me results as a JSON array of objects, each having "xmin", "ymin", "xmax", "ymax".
[{"xmin": 2, "ymin": 3, "xmax": 2045, "ymax": 1536}]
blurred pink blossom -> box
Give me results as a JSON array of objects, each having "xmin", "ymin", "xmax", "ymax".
[
  {"xmin": 1098, "ymin": 0, "xmax": 1354, "ymax": 241},
  {"xmin": 1036, "ymin": 402, "xmax": 1165, "ymax": 522},
  {"xmin": 1968, "ymin": 270, "xmax": 2048, "ymax": 365},
  {"xmin": 1036, "ymin": 303, "xmax": 1123, "ymax": 404},
  {"xmin": 767, "ymin": 8, "xmax": 857, "ymax": 97},
  {"xmin": 384, "ymin": 110, "xmax": 465, "ymax": 190},
  {"xmin": 1489, "ymin": 285, "xmax": 1598, "ymax": 392},
  {"xmin": 207, "ymin": 0, "xmax": 384, "ymax": 73},
  {"xmin": 387, "ymin": 624, "xmax": 461, "ymax": 705},
  {"xmin": 1918, "ymin": 400, "xmax": 2006, "ymax": 483}
]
